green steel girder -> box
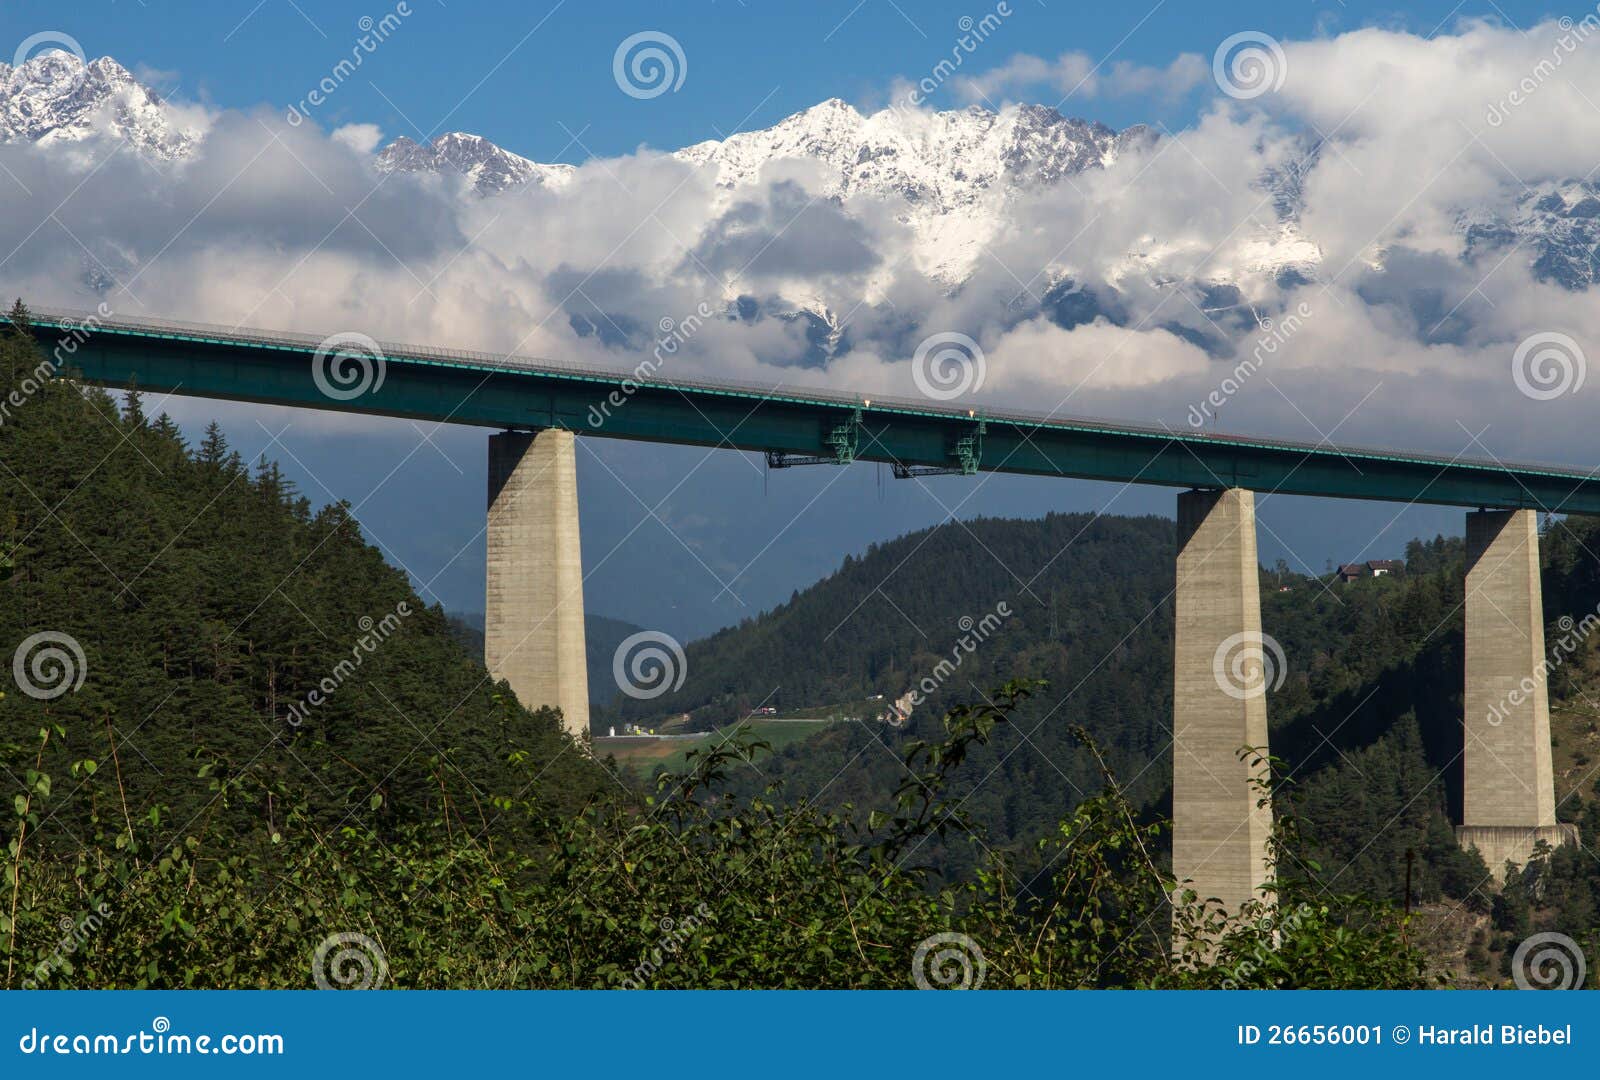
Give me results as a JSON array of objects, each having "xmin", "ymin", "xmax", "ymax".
[
  {"xmin": 765, "ymin": 408, "xmax": 861, "ymax": 468},
  {"xmin": 14, "ymin": 315, "xmax": 1600, "ymax": 516},
  {"xmin": 892, "ymin": 420, "xmax": 986, "ymax": 478}
]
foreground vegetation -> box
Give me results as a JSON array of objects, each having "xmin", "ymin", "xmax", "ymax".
[{"xmin": 6, "ymin": 678, "xmax": 1435, "ymax": 988}]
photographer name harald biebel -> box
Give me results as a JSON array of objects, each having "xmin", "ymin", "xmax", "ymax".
[{"xmin": 1415, "ymin": 1024, "xmax": 1572, "ymax": 1046}]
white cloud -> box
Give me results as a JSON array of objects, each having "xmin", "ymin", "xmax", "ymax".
[
  {"xmin": 951, "ymin": 49, "xmax": 1208, "ymax": 104},
  {"xmin": 331, "ymin": 122, "xmax": 383, "ymax": 154},
  {"xmin": 6, "ymin": 18, "xmax": 1600, "ymax": 468}
]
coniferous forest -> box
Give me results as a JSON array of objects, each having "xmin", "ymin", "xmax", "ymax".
[{"xmin": 3, "ymin": 304, "xmax": 1597, "ymax": 988}]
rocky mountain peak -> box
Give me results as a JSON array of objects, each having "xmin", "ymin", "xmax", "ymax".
[
  {"xmin": 373, "ymin": 130, "xmax": 573, "ymax": 195},
  {"xmin": 0, "ymin": 51, "xmax": 197, "ymax": 159}
]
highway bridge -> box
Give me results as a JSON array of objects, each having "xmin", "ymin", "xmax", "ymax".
[
  {"xmin": 5, "ymin": 305, "xmax": 1584, "ymax": 918},
  {"xmin": 9, "ymin": 306, "xmax": 1600, "ymax": 514}
]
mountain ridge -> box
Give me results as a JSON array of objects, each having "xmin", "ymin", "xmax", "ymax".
[{"xmin": 5, "ymin": 51, "xmax": 1600, "ymax": 318}]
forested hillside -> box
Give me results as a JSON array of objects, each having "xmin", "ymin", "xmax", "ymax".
[
  {"xmin": 0, "ymin": 303, "xmax": 609, "ymax": 849},
  {"xmin": 602, "ymin": 513, "xmax": 1182, "ymax": 823}
]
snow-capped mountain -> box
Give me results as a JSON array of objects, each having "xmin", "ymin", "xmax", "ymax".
[
  {"xmin": 676, "ymin": 98, "xmax": 1132, "ymax": 210},
  {"xmin": 671, "ymin": 98, "xmax": 1145, "ymax": 282},
  {"xmin": 374, "ymin": 131, "xmax": 574, "ymax": 195},
  {"xmin": 0, "ymin": 52, "xmax": 198, "ymax": 161},
  {"xmin": 371, "ymin": 99, "xmax": 1142, "ymax": 282},
  {"xmin": 6, "ymin": 51, "xmax": 1600, "ymax": 304},
  {"xmin": 1462, "ymin": 180, "xmax": 1600, "ymax": 290}
]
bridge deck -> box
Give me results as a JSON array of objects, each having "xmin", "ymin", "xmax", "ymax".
[{"xmin": 10, "ymin": 306, "xmax": 1600, "ymax": 515}]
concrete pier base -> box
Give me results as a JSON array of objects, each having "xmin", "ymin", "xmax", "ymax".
[
  {"xmin": 485, "ymin": 430, "xmax": 589, "ymax": 739},
  {"xmin": 1459, "ymin": 509, "xmax": 1574, "ymax": 874},
  {"xmin": 1172, "ymin": 488, "xmax": 1273, "ymax": 920},
  {"xmin": 1455, "ymin": 824, "xmax": 1578, "ymax": 872}
]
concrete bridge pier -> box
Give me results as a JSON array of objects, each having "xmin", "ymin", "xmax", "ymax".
[
  {"xmin": 1458, "ymin": 509, "xmax": 1576, "ymax": 872},
  {"xmin": 485, "ymin": 429, "xmax": 590, "ymax": 739},
  {"xmin": 1172, "ymin": 488, "xmax": 1274, "ymax": 920}
]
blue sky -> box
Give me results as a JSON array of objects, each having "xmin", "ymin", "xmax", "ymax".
[{"xmin": 14, "ymin": 0, "xmax": 1572, "ymax": 159}]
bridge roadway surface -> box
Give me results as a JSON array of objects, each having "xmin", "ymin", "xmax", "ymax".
[{"xmin": 10, "ymin": 307, "xmax": 1600, "ymax": 515}]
